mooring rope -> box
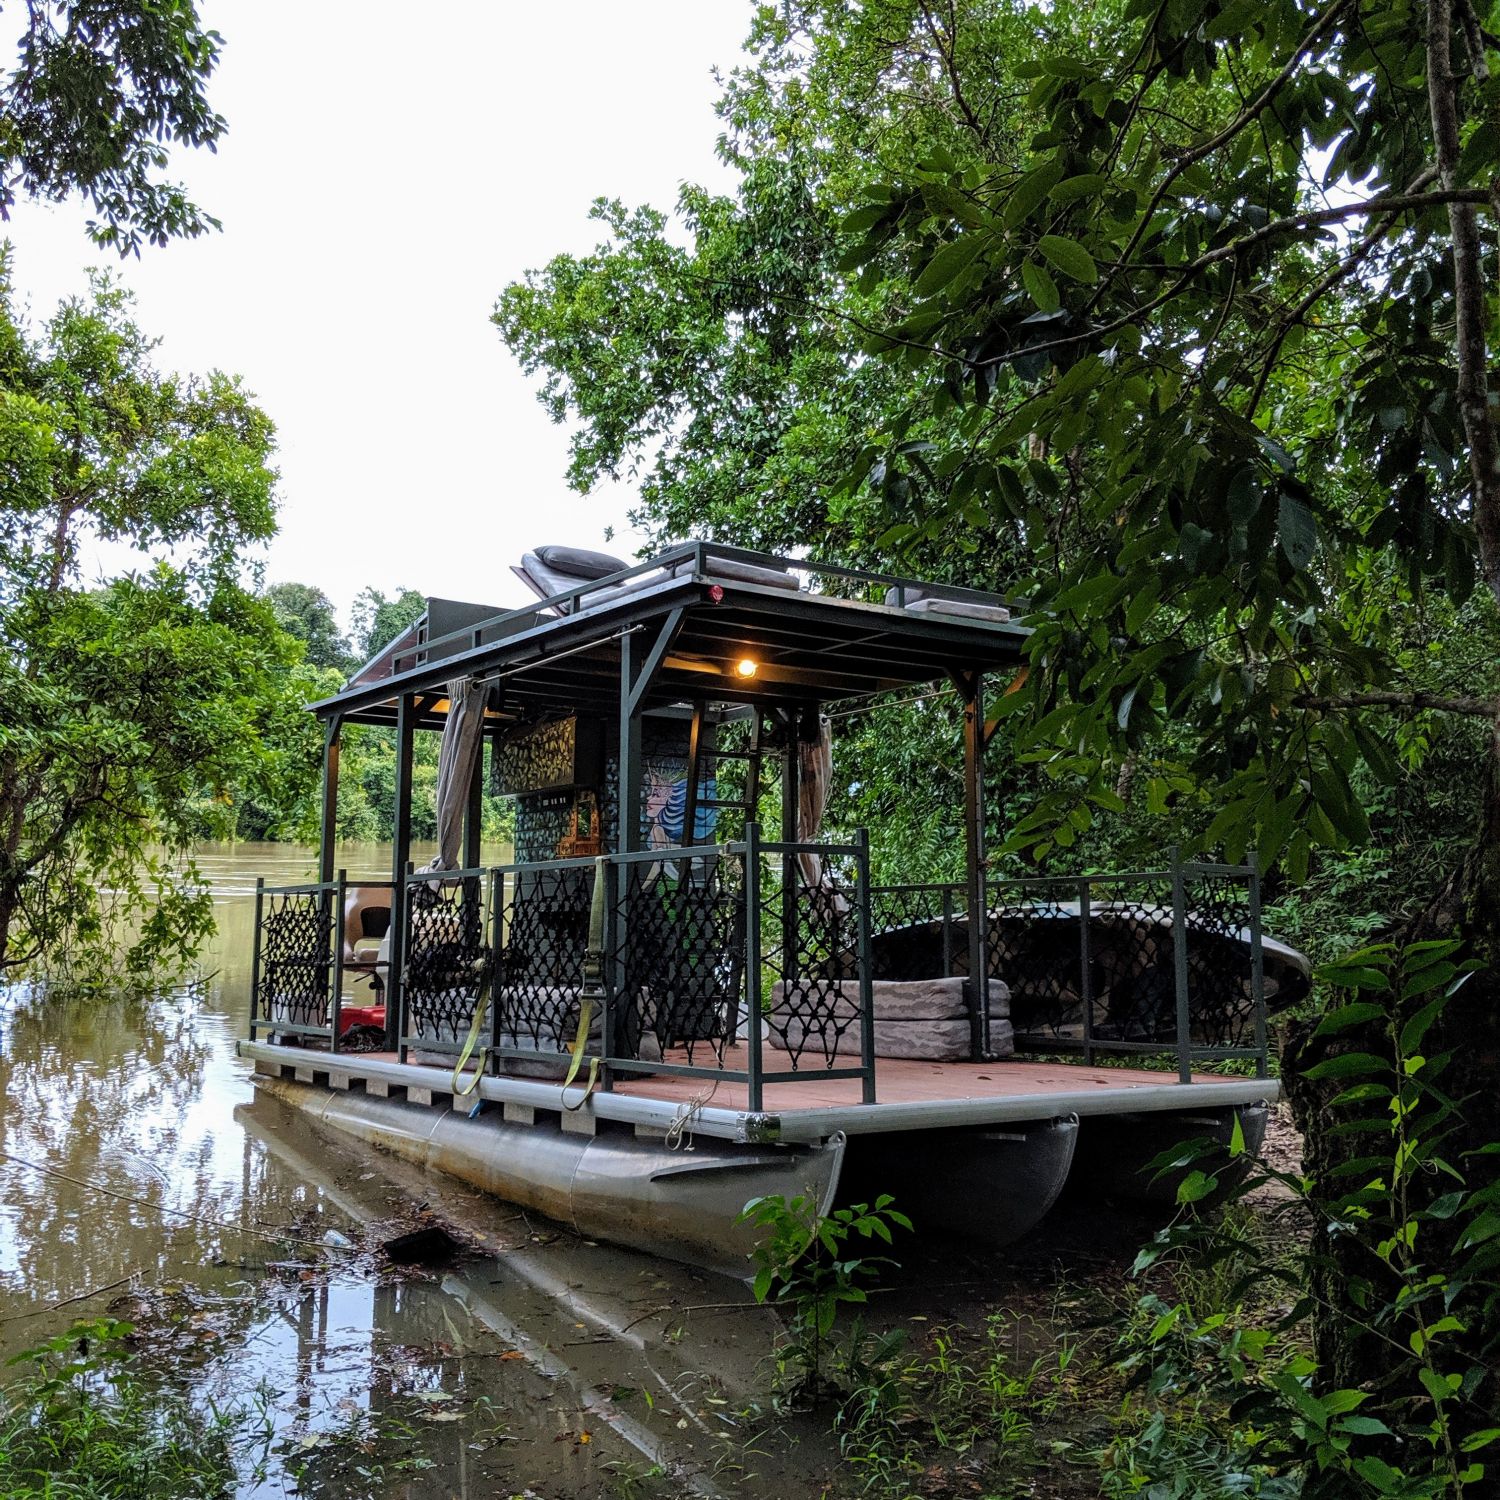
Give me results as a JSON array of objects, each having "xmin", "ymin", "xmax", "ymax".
[{"xmin": 665, "ymin": 1079, "xmax": 720, "ymax": 1152}]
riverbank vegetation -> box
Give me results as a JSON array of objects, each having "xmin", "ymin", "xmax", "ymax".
[{"xmin": 0, "ymin": 1318, "xmax": 262, "ymax": 1498}]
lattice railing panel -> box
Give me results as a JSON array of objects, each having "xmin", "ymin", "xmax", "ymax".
[
  {"xmin": 869, "ymin": 883, "xmax": 964, "ymax": 981},
  {"xmin": 761, "ymin": 853, "xmax": 864, "ymax": 1069},
  {"xmin": 1180, "ymin": 873, "xmax": 1259, "ymax": 1049},
  {"xmin": 613, "ymin": 850, "xmax": 747, "ymax": 1066},
  {"xmin": 403, "ymin": 871, "xmax": 490, "ymax": 1049},
  {"xmin": 493, "ymin": 862, "xmax": 592, "ymax": 1055},
  {"xmin": 257, "ymin": 886, "xmax": 334, "ymax": 1029},
  {"xmin": 985, "ymin": 871, "xmax": 1264, "ymax": 1054}
]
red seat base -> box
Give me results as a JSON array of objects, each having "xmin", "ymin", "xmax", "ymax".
[{"xmin": 337, "ymin": 1004, "xmax": 386, "ymax": 1037}]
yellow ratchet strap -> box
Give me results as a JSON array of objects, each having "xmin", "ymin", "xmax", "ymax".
[{"xmin": 562, "ymin": 855, "xmax": 608, "ymax": 1111}]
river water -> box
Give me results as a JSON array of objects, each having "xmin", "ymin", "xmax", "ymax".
[{"xmin": 0, "ymin": 842, "xmax": 824, "ymax": 1498}]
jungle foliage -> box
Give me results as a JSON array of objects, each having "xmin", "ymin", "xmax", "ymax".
[
  {"xmin": 0, "ymin": 0, "xmax": 226, "ymax": 253},
  {"xmin": 0, "ymin": 267, "xmax": 319, "ymax": 976}
]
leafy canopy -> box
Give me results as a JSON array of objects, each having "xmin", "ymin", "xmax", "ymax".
[
  {"xmin": 0, "ymin": 264, "xmax": 316, "ymax": 975},
  {"xmin": 0, "ymin": 0, "xmax": 227, "ymax": 252}
]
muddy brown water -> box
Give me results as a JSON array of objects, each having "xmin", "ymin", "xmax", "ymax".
[
  {"xmin": 0, "ymin": 842, "xmax": 1168, "ymax": 1499},
  {"xmin": 0, "ymin": 842, "xmax": 841, "ymax": 1498}
]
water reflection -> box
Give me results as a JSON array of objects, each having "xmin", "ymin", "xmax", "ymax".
[{"xmin": 0, "ymin": 840, "xmax": 834, "ymax": 1498}]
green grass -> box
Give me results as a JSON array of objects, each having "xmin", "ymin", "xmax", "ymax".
[{"xmin": 0, "ymin": 1319, "xmax": 262, "ymax": 1499}]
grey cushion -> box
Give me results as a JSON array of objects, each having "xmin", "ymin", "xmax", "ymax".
[
  {"xmin": 671, "ymin": 556, "xmax": 800, "ymax": 590},
  {"xmin": 905, "ymin": 595, "xmax": 1011, "ymax": 623},
  {"xmin": 533, "ymin": 544, "xmax": 629, "ymax": 580},
  {"xmin": 519, "ymin": 551, "xmax": 654, "ymax": 614},
  {"xmin": 883, "ymin": 585, "xmax": 1009, "ymax": 622}
]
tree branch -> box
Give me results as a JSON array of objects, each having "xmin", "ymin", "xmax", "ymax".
[
  {"xmin": 1295, "ymin": 689, "xmax": 1497, "ymax": 717},
  {"xmin": 1092, "ymin": 0, "xmax": 1358, "ymax": 312}
]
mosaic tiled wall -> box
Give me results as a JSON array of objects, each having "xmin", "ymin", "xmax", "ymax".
[{"xmin": 512, "ymin": 717, "xmax": 715, "ymax": 862}]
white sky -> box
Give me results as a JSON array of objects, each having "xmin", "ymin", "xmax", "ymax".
[{"xmin": 5, "ymin": 0, "xmax": 750, "ymax": 625}]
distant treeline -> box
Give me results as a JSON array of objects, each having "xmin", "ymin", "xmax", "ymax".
[{"xmin": 239, "ymin": 583, "xmax": 515, "ymax": 847}]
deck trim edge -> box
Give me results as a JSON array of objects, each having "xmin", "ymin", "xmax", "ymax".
[{"xmin": 237, "ymin": 1041, "xmax": 1278, "ymax": 1147}]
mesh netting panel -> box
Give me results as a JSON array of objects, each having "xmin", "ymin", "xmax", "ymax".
[
  {"xmin": 614, "ymin": 852, "xmax": 747, "ymax": 1065},
  {"xmin": 258, "ymin": 888, "xmax": 333, "ymax": 1028},
  {"xmin": 494, "ymin": 864, "xmax": 591, "ymax": 1054},
  {"xmin": 988, "ymin": 874, "xmax": 1260, "ymax": 1049},
  {"xmin": 869, "ymin": 883, "xmax": 964, "ymax": 980},
  {"xmin": 762, "ymin": 857, "xmax": 863, "ymax": 1068},
  {"xmin": 985, "ymin": 884, "xmax": 1093, "ymax": 1038},
  {"xmin": 403, "ymin": 874, "xmax": 490, "ymax": 1048},
  {"xmin": 1182, "ymin": 874, "xmax": 1258, "ymax": 1048}
]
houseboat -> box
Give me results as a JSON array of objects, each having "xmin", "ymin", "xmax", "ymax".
[{"xmin": 240, "ymin": 543, "xmax": 1306, "ymax": 1277}]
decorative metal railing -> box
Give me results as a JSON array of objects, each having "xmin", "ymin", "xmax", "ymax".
[
  {"xmin": 249, "ymin": 848, "xmax": 1271, "ymax": 1093},
  {"xmin": 400, "ymin": 865, "xmax": 489, "ymax": 1055},
  {"xmin": 248, "ymin": 876, "xmax": 342, "ymax": 1048},
  {"xmin": 869, "ymin": 857, "xmax": 1270, "ymax": 1079}
]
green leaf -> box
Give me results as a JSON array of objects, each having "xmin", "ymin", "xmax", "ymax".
[
  {"xmin": 1314, "ymin": 1001, "xmax": 1386, "ymax": 1038},
  {"xmin": 1036, "ymin": 235, "xmax": 1098, "ymax": 284},
  {"xmin": 915, "ymin": 235, "xmax": 986, "ymax": 297},
  {"xmin": 1304, "ymin": 1052, "xmax": 1389, "ymax": 1081},
  {"xmin": 1021, "ymin": 258, "xmax": 1061, "ymax": 313},
  {"xmin": 1003, "ymin": 160, "xmax": 1065, "ymax": 229},
  {"xmin": 1278, "ymin": 492, "xmax": 1318, "ymax": 569},
  {"xmin": 1050, "ymin": 173, "xmax": 1109, "ymax": 202}
]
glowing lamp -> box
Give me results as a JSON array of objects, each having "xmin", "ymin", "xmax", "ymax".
[{"xmin": 735, "ymin": 657, "xmax": 759, "ymax": 679}]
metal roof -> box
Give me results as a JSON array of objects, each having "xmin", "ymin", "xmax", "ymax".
[{"xmin": 311, "ymin": 542, "xmax": 1029, "ymax": 727}]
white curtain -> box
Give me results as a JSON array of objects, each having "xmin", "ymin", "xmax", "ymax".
[{"xmin": 428, "ymin": 675, "xmax": 488, "ymax": 871}]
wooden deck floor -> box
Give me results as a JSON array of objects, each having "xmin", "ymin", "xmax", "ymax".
[{"xmin": 609, "ymin": 1046, "xmax": 1243, "ymax": 1113}]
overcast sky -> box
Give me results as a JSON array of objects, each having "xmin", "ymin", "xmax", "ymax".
[{"xmin": 7, "ymin": 1, "xmax": 750, "ymax": 623}]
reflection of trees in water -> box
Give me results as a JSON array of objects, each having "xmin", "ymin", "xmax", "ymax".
[{"xmin": 0, "ymin": 985, "xmax": 325, "ymax": 1318}]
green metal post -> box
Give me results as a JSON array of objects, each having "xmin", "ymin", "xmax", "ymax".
[
  {"xmin": 1079, "ymin": 877, "xmax": 1094, "ymax": 1066},
  {"xmin": 745, "ymin": 822, "xmax": 764, "ymax": 1112},
  {"xmin": 330, "ymin": 869, "xmax": 346, "ymax": 1054},
  {"xmin": 488, "ymin": 868, "xmax": 506, "ymax": 1073},
  {"xmin": 1248, "ymin": 853, "xmax": 1268, "ymax": 1079},
  {"xmin": 319, "ymin": 717, "xmax": 342, "ymax": 884},
  {"xmin": 1171, "ymin": 847, "xmax": 1192, "ymax": 1084},
  {"xmin": 387, "ymin": 693, "xmax": 414, "ymax": 1053},
  {"xmin": 619, "ymin": 632, "xmax": 643, "ymax": 854},
  {"xmin": 961, "ymin": 675, "xmax": 991, "ymax": 1058},
  {"xmin": 249, "ymin": 876, "xmax": 265, "ymax": 1037},
  {"xmin": 781, "ymin": 719, "xmax": 799, "ymax": 985},
  {"xmin": 855, "ymin": 827, "xmax": 876, "ymax": 1105}
]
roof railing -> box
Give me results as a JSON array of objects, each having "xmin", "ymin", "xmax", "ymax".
[{"xmin": 367, "ymin": 541, "xmax": 1015, "ymax": 683}]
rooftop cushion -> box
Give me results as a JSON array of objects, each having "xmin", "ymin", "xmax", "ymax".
[
  {"xmin": 532, "ymin": 544, "xmax": 629, "ymax": 580},
  {"xmin": 883, "ymin": 584, "xmax": 1010, "ymax": 623},
  {"xmin": 670, "ymin": 555, "xmax": 801, "ymax": 590}
]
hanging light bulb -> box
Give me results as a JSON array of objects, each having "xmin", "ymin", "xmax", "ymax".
[{"xmin": 735, "ymin": 657, "xmax": 758, "ymax": 679}]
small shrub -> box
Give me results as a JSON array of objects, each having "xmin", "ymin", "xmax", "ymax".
[{"xmin": 739, "ymin": 1192, "xmax": 912, "ymax": 1400}]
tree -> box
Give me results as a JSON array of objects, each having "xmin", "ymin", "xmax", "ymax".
[
  {"xmin": 350, "ymin": 584, "xmax": 426, "ymax": 663},
  {"xmin": 493, "ymin": 0, "xmax": 1054, "ymax": 580},
  {"xmin": 0, "ymin": 0, "xmax": 226, "ymax": 252},
  {"xmin": 264, "ymin": 581, "xmax": 351, "ymax": 673},
  {"xmin": 498, "ymin": 0, "xmax": 1500, "ymax": 1473},
  {"xmin": 828, "ymin": 0, "xmax": 1500, "ymax": 1458},
  {"xmin": 0, "ymin": 265, "xmax": 315, "ymax": 974}
]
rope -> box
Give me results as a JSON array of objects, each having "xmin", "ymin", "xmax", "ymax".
[{"xmin": 665, "ymin": 1079, "xmax": 720, "ymax": 1153}]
